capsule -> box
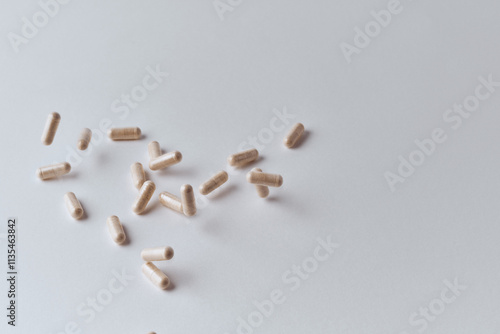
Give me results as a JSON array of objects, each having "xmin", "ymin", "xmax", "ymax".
[
  {"xmin": 36, "ymin": 162, "xmax": 71, "ymax": 180},
  {"xmin": 180, "ymin": 184, "xmax": 196, "ymax": 216},
  {"xmin": 77, "ymin": 128, "xmax": 92, "ymax": 150},
  {"xmin": 133, "ymin": 180, "xmax": 156, "ymax": 214},
  {"xmin": 141, "ymin": 246, "xmax": 174, "ymax": 261},
  {"xmin": 107, "ymin": 215, "xmax": 126, "ymax": 245},
  {"xmin": 142, "ymin": 262, "xmax": 170, "ymax": 289},
  {"xmin": 130, "ymin": 162, "xmax": 146, "ymax": 190},
  {"xmin": 283, "ymin": 123, "xmax": 305, "ymax": 148},
  {"xmin": 159, "ymin": 191, "xmax": 183, "ymax": 214},
  {"xmin": 227, "ymin": 148, "xmax": 259, "ymax": 167},
  {"xmin": 149, "ymin": 151, "xmax": 182, "ymax": 171},
  {"xmin": 64, "ymin": 192, "xmax": 84, "ymax": 219},
  {"xmin": 246, "ymin": 170, "xmax": 283, "ymax": 187},
  {"xmin": 41, "ymin": 112, "xmax": 61, "ymax": 145},
  {"xmin": 148, "ymin": 141, "xmax": 161, "ymax": 160},
  {"xmin": 199, "ymin": 171, "xmax": 228, "ymax": 195},
  {"xmin": 251, "ymin": 168, "xmax": 269, "ymax": 198},
  {"xmin": 107, "ymin": 127, "xmax": 141, "ymax": 140}
]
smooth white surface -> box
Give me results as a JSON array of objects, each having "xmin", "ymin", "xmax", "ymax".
[{"xmin": 1, "ymin": 0, "xmax": 500, "ymax": 333}]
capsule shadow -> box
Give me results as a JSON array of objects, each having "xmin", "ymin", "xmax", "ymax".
[
  {"xmin": 78, "ymin": 203, "xmax": 88, "ymax": 221},
  {"xmin": 265, "ymin": 195, "xmax": 281, "ymax": 202},
  {"xmin": 36, "ymin": 172, "xmax": 79, "ymax": 182},
  {"xmin": 142, "ymin": 199, "xmax": 160, "ymax": 215},
  {"xmin": 155, "ymin": 166, "xmax": 197, "ymax": 178},
  {"xmin": 291, "ymin": 130, "xmax": 310, "ymax": 149},
  {"xmin": 165, "ymin": 280, "xmax": 175, "ymax": 291},
  {"xmin": 120, "ymin": 224, "xmax": 131, "ymax": 246},
  {"xmin": 207, "ymin": 184, "xmax": 237, "ymax": 200}
]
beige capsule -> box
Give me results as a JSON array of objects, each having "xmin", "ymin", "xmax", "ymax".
[
  {"xmin": 149, "ymin": 151, "xmax": 182, "ymax": 171},
  {"xmin": 64, "ymin": 192, "xmax": 84, "ymax": 219},
  {"xmin": 133, "ymin": 180, "xmax": 156, "ymax": 214},
  {"xmin": 148, "ymin": 141, "xmax": 161, "ymax": 160},
  {"xmin": 251, "ymin": 168, "xmax": 269, "ymax": 198},
  {"xmin": 107, "ymin": 215, "xmax": 126, "ymax": 245},
  {"xmin": 77, "ymin": 128, "xmax": 92, "ymax": 150},
  {"xmin": 41, "ymin": 112, "xmax": 61, "ymax": 145},
  {"xmin": 141, "ymin": 246, "xmax": 174, "ymax": 261},
  {"xmin": 180, "ymin": 184, "xmax": 196, "ymax": 216},
  {"xmin": 159, "ymin": 191, "xmax": 183, "ymax": 214},
  {"xmin": 227, "ymin": 148, "xmax": 259, "ymax": 167},
  {"xmin": 283, "ymin": 123, "xmax": 305, "ymax": 148},
  {"xmin": 107, "ymin": 127, "xmax": 141, "ymax": 140},
  {"xmin": 36, "ymin": 162, "xmax": 71, "ymax": 180},
  {"xmin": 130, "ymin": 162, "xmax": 146, "ymax": 190},
  {"xmin": 199, "ymin": 171, "xmax": 229, "ymax": 195},
  {"xmin": 142, "ymin": 262, "xmax": 170, "ymax": 290},
  {"xmin": 246, "ymin": 170, "xmax": 283, "ymax": 187}
]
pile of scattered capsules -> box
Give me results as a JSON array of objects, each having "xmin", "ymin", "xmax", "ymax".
[{"xmin": 37, "ymin": 112, "xmax": 305, "ymax": 291}]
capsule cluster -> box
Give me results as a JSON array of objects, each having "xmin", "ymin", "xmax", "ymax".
[
  {"xmin": 37, "ymin": 112, "xmax": 91, "ymax": 221},
  {"xmin": 141, "ymin": 246, "xmax": 174, "ymax": 290},
  {"xmin": 35, "ymin": 112, "xmax": 306, "ymax": 293}
]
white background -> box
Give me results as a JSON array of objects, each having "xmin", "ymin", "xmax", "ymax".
[{"xmin": 1, "ymin": 0, "xmax": 500, "ymax": 333}]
